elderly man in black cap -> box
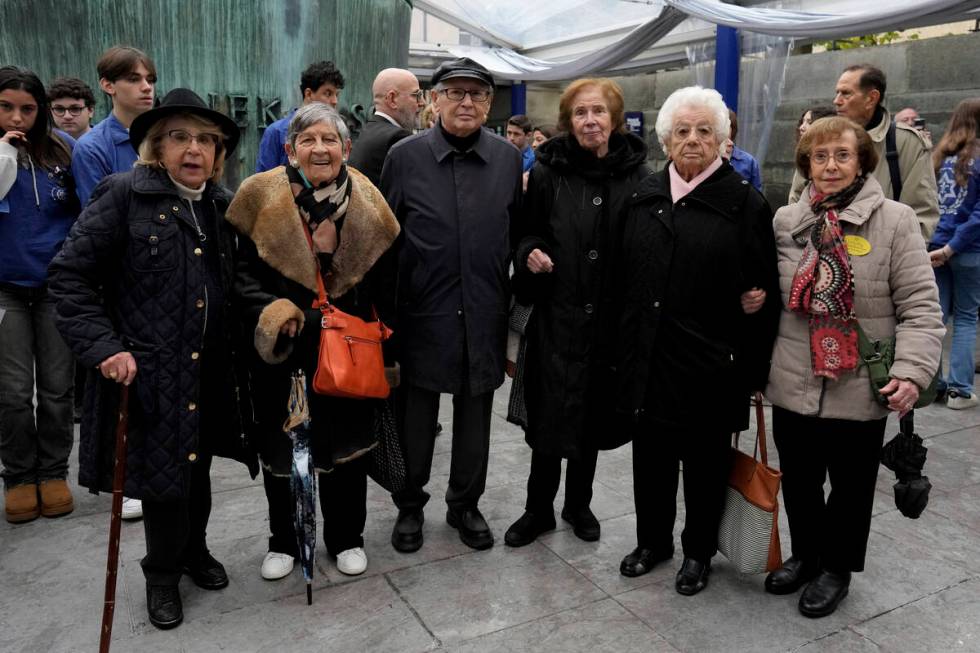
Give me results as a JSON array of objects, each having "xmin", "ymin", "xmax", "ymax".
[{"xmin": 381, "ymin": 57, "xmax": 522, "ymax": 552}]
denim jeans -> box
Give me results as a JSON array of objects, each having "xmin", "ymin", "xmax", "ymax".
[
  {"xmin": 0, "ymin": 284, "xmax": 75, "ymax": 488},
  {"xmin": 934, "ymin": 252, "xmax": 980, "ymax": 395}
]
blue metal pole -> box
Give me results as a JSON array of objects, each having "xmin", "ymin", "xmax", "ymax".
[
  {"xmin": 511, "ymin": 82, "xmax": 527, "ymax": 116},
  {"xmin": 714, "ymin": 26, "xmax": 740, "ymax": 111}
]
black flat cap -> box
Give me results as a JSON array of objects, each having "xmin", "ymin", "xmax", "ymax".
[
  {"xmin": 431, "ymin": 57, "xmax": 495, "ymax": 90},
  {"xmin": 130, "ymin": 88, "xmax": 241, "ymax": 155}
]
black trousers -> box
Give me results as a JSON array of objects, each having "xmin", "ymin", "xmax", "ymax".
[
  {"xmin": 524, "ymin": 448, "xmax": 598, "ymax": 515},
  {"xmin": 772, "ymin": 406, "xmax": 887, "ymax": 573},
  {"xmin": 141, "ymin": 454, "xmax": 213, "ymax": 586},
  {"xmin": 262, "ymin": 456, "xmax": 367, "ymax": 558},
  {"xmin": 392, "ymin": 383, "xmax": 493, "ymax": 512},
  {"xmin": 632, "ymin": 425, "xmax": 732, "ymax": 563}
]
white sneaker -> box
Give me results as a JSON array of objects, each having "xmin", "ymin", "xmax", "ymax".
[
  {"xmin": 120, "ymin": 497, "xmax": 143, "ymax": 520},
  {"xmin": 261, "ymin": 552, "xmax": 295, "ymax": 580},
  {"xmin": 947, "ymin": 391, "xmax": 979, "ymax": 410},
  {"xmin": 336, "ymin": 547, "xmax": 367, "ymax": 576}
]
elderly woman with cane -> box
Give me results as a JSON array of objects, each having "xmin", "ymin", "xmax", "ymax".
[
  {"xmin": 227, "ymin": 103, "xmax": 399, "ymax": 583},
  {"xmin": 613, "ymin": 86, "xmax": 780, "ymax": 594},
  {"xmin": 48, "ymin": 89, "xmax": 256, "ymax": 630},
  {"xmin": 764, "ymin": 115, "xmax": 943, "ymax": 617}
]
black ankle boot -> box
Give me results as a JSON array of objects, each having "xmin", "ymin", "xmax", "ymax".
[
  {"xmin": 146, "ymin": 584, "xmax": 183, "ymax": 629},
  {"xmin": 799, "ymin": 569, "xmax": 851, "ymax": 618},
  {"xmin": 764, "ymin": 556, "xmax": 819, "ymax": 595}
]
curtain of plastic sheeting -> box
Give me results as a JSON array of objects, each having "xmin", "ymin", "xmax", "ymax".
[
  {"xmin": 735, "ymin": 33, "xmax": 793, "ymax": 170},
  {"xmin": 683, "ymin": 32, "xmax": 792, "ymax": 168},
  {"xmin": 665, "ymin": 0, "xmax": 979, "ymax": 39}
]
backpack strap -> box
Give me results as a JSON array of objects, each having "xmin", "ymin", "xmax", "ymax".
[{"xmin": 885, "ymin": 121, "xmax": 903, "ymax": 201}]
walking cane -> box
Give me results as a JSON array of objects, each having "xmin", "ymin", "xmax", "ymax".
[{"xmin": 99, "ymin": 385, "xmax": 129, "ymax": 653}]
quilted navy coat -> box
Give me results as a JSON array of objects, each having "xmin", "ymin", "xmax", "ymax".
[{"xmin": 48, "ymin": 166, "xmax": 258, "ymax": 501}]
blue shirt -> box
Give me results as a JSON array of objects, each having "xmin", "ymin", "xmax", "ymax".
[
  {"xmin": 255, "ymin": 108, "xmax": 297, "ymax": 173},
  {"xmin": 730, "ymin": 146, "xmax": 762, "ymax": 192},
  {"xmin": 0, "ymin": 131, "xmax": 79, "ymax": 287},
  {"xmin": 931, "ymin": 154, "xmax": 980, "ymax": 254},
  {"xmin": 71, "ymin": 113, "xmax": 138, "ymax": 207},
  {"xmin": 521, "ymin": 145, "xmax": 535, "ymax": 173}
]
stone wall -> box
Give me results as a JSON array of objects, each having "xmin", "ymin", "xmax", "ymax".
[{"xmin": 524, "ymin": 32, "xmax": 980, "ymax": 210}]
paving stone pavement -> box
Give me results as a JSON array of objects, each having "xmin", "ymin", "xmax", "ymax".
[{"xmin": 3, "ymin": 379, "xmax": 979, "ymax": 652}]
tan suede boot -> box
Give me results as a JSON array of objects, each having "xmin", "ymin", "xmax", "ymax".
[
  {"xmin": 38, "ymin": 479, "xmax": 74, "ymax": 517},
  {"xmin": 5, "ymin": 484, "xmax": 40, "ymax": 523}
]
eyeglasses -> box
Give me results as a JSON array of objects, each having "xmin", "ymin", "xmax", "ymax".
[
  {"xmin": 166, "ymin": 129, "xmax": 222, "ymax": 149},
  {"xmin": 403, "ymin": 90, "xmax": 425, "ymax": 101},
  {"xmin": 51, "ymin": 105, "xmax": 87, "ymax": 116},
  {"xmin": 811, "ymin": 150, "xmax": 855, "ymax": 165},
  {"xmin": 672, "ymin": 124, "xmax": 715, "ymax": 141},
  {"xmin": 438, "ymin": 88, "xmax": 491, "ymax": 103}
]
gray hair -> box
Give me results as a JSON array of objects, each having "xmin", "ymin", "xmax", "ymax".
[
  {"xmin": 654, "ymin": 86, "xmax": 730, "ymax": 154},
  {"xmin": 287, "ymin": 103, "xmax": 350, "ymax": 149}
]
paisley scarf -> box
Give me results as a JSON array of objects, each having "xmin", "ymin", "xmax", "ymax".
[{"xmin": 788, "ymin": 177, "xmax": 865, "ymax": 379}]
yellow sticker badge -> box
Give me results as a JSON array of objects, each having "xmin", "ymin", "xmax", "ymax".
[{"xmin": 845, "ymin": 235, "xmax": 871, "ymax": 256}]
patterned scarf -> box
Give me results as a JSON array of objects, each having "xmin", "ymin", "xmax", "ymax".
[
  {"xmin": 286, "ymin": 162, "xmax": 352, "ymax": 230},
  {"xmin": 787, "ymin": 177, "xmax": 865, "ymax": 379}
]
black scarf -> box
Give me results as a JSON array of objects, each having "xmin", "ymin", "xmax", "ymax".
[{"xmin": 286, "ymin": 163, "xmax": 352, "ymax": 229}]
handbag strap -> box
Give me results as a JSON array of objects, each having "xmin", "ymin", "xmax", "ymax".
[
  {"xmin": 754, "ymin": 392, "xmax": 769, "ymax": 467},
  {"xmin": 298, "ymin": 216, "xmax": 330, "ymax": 310}
]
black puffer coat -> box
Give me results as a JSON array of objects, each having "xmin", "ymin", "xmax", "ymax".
[
  {"xmin": 614, "ymin": 162, "xmax": 780, "ymax": 435},
  {"xmin": 513, "ymin": 132, "xmax": 650, "ymax": 459},
  {"xmin": 48, "ymin": 167, "xmax": 258, "ymax": 501}
]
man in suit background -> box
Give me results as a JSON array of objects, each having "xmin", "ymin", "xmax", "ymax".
[{"xmin": 348, "ymin": 68, "xmax": 424, "ymax": 186}]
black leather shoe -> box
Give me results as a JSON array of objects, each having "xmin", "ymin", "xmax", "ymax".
[
  {"xmin": 504, "ymin": 510, "xmax": 556, "ymax": 547},
  {"xmin": 447, "ymin": 507, "xmax": 494, "ymax": 550},
  {"xmin": 765, "ymin": 556, "xmax": 819, "ymax": 595},
  {"xmin": 620, "ymin": 546, "xmax": 674, "ymax": 578},
  {"xmin": 561, "ymin": 506, "xmax": 600, "ymax": 542},
  {"xmin": 182, "ymin": 551, "xmax": 228, "ymax": 590},
  {"xmin": 391, "ymin": 509, "xmax": 424, "ymax": 553},
  {"xmin": 799, "ymin": 569, "xmax": 851, "ymax": 618},
  {"xmin": 146, "ymin": 584, "xmax": 183, "ymax": 630},
  {"xmin": 675, "ymin": 558, "xmax": 711, "ymax": 595}
]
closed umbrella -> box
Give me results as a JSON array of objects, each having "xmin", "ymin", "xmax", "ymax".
[
  {"xmin": 284, "ymin": 371, "xmax": 317, "ymax": 605},
  {"xmin": 881, "ymin": 410, "xmax": 931, "ymax": 519}
]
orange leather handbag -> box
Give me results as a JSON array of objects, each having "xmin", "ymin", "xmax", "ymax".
[{"xmin": 303, "ymin": 223, "xmax": 393, "ymax": 399}]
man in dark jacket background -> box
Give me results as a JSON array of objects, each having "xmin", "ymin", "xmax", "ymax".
[
  {"xmin": 380, "ymin": 57, "xmax": 522, "ymax": 553},
  {"xmin": 348, "ymin": 68, "xmax": 423, "ymax": 186}
]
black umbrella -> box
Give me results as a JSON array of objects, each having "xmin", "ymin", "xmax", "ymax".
[
  {"xmin": 881, "ymin": 410, "xmax": 932, "ymax": 519},
  {"xmin": 284, "ymin": 371, "xmax": 317, "ymax": 605}
]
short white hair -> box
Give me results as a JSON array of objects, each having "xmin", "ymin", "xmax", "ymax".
[{"xmin": 655, "ymin": 86, "xmax": 731, "ymax": 154}]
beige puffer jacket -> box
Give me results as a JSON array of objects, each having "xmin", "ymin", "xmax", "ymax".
[{"xmin": 766, "ymin": 176, "xmax": 944, "ymax": 421}]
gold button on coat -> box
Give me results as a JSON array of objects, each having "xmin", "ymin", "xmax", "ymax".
[
  {"xmin": 194, "ymin": 247, "xmax": 203, "ymax": 256},
  {"xmin": 188, "ymin": 453, "xmax": 198, "ymax": 462},
  {"xmin": 188, "ymin": 402, "xmax": 197, "ymax": 411},
  {"xmin": 195, "ymin": 299, "xmax": 205, "ymax": 308},
  {"xmin": 191, "ymin": 352, "xmax": 200, "ymax": 360}
]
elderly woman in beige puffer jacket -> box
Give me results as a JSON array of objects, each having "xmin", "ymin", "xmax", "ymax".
[{"xmin": 762, "ymin": 116, "xmax": 943, "ymax": 619}]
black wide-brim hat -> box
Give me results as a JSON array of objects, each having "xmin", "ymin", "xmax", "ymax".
[{"xmin": 130, "ymin": 88, "xmax": 241, "ymax": 156}]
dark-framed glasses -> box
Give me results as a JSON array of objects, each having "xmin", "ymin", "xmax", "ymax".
[
  {"xmin": 166, "ymin": 129, "xmax": 222, "ymax": 149},
  {"xmin": 438, "ymin": 88, "xmax": 491, "ymax": 102},
  {"xmin": 811, "ymin": 150, "xmax": 855, "ymax": 165},
  {"xmin": 51, "ymin": 105, "xmax": 87, "ymax": 116}
]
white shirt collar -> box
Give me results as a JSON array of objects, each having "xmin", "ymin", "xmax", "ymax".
[{"xmin": 374, "ymin": 111, "xmax": 401, "ymax": 128}]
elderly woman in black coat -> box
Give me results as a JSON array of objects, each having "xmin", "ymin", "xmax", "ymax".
[
  {"xmin": 614, "ymin": 86, "xmax": 780, "ymax": 595},
  {"xmin": 227, "ymin": 103, "xmax": 399, "ymax": 583},
  {"xmin": 505, "ymin": 78, "xmax": 650, "ymax": 547},
  {"xmin": 48, "ymin": 89, "xmax": 256, "ymax": 630}
]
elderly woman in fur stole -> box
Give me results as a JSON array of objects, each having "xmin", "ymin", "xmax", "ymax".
[{"xmin": 227, "ymin": 103, "xmax": 399, "ymax": 581}]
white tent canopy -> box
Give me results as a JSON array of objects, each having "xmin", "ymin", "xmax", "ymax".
[{"xmin": 414, "ymin": 0, "xmax": 980, "ymax": 81}]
